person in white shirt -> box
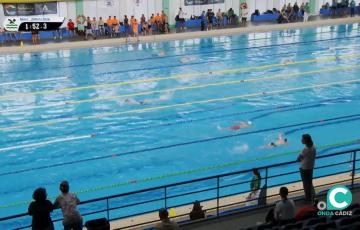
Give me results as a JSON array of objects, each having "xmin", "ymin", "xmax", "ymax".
[
  {"xmin": 241, "ymin": 3, "xmax": 249, "ymax": 26},
  {"xmin": 178, "ymin": 7, "xmax": 186, "ymax": 31},
  {"xmin": 274, "ymin": 187, "xmax": 296, "ymax": 222},
  {"xmin": 54, "ymin": 181, "xmax": 83, "ymax": 230}
]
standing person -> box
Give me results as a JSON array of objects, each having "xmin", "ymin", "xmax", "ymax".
[
  {"xmin": 98, "ymin": 17, "xmax": 104, "ymax": 36},
  {"xmin": 293, "ymin": 2, "xmax": 300, "ymax": 21},
  {"xmin": 54, "ymin": 181, "xmax": 83, "ymax": 230},
  {"xmin": 350, "ymin": 0, "xmax": 356, "ymax": 17},
  {"xmin": 303, "ymin": 2, "xmax": 310, "ymax": 22},
  {"xmin": 91, "ymin": 17, "xmax": 98, "ymax": 39},
  {"xmin": 161, "ymin": 11, "xmax": 169, "ymax": 33},
  {"xmin": 200, "ymin": 11, "xmax": 206, "ymax": 31},
  {"xmin": 216, "ymin": 9, "xmax": 223, "ymax": 27},
  {"xmin": 246, "ymin": 168, "xmax": 261, "ymax": 203},
  {"xmin": 130, "ymin": 16, "xmax": 139, "ymax": 42},
  {"xmin": 178, "ymin": 7, "xmax": 186, "ymax": 31},
  {"xmin": 297, "ymin": 134, "xmax": 316, "ymax": 203},
  {"xmin": 85, "ymin": 16, "xmax": 93, "ymax": 40},
  {"xmin": 241, "ymin": 3, "xmax": 249, "ymax": 26},
  {"xmin": 67, "ymin": 19, "xmax": 75, "ymax": 38},
  {"xmin": 28, "ymin": 188, "xmax": 54, "ymax": 230},
  {"xmin": 274, "ymin": 187, "xmax": 296, "ymax": 223},
  {"xmin": 189, "ymin": 201, "xmax": 206, "ymax": 220},
  {"xmin": 31, "ymin": 29, "xmax": 40, "ymax": 45},
  {"xmin": 154, "ymin": 208, "xmax": 180, "ymax": 230},
  {"xmin": 124, "ymin": 15, "xmax": 130, "ymax": 41},
  {"xmin": 206, "ymin": 9, "xmax": 213, "ymax": 31}
]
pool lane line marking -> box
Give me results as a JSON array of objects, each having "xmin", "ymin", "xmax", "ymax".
[
  {"xmin": 2, "ymin": 62, "xmax": 360, "ymax": 114},
  {"xmin": 1, "ymin": 52, "xmax": 359, "ymax": 101},
  {"xmin": 1, "ymin": 78, "xmax": 360, "ymax": 132},
  {"xmin": 1, "ymin": 113, "xmax": 359, "ymax": 178},
  {"xmin": 1, "ymin": 138, "xmax": 359, "ymax": 209},
  {"xmin": 0, "ymin": 29, "xmax": 357, "ymax": 72},
  {"xmin": 0, "ymin": 135, "xmax": 94, "ymax": 153},
  {"xmin": 0, "ymin": 47, "xmax": 328, "ymax": 88},
  {"xmin": 0, "ymin": 76, "xmax": 69, "ymax": 87},
  {"xmin": 2, "ymin": 95, "xmax": 357, "ymax": 147},
  {"xmin": 0, "ymin": 100, "xmax": 339, "ymax": 152}
]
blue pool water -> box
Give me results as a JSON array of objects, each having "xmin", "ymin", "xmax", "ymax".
[{"xmin": 1, "ymin": 24, "xmax": 360, "ymax": 228}]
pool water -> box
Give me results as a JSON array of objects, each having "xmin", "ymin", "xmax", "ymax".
[{"xmin": 1, "ymin": 24, "xmax": 360, "ymax": 227}]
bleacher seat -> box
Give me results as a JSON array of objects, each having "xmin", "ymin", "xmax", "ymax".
[
  {"xmin": 282, "ymin": 222, "xmax": 302, "ymax": 230},
  {"xmin": 305, "ymin": 217, "xmax": 327, "ymax": 227},
  {"xmin": 339, "ymin": 215, "xmax": 360, "ymax": 226},
  {"xmin": 313, "ymin": 221, "xmax": 337, "ymax": 230}
]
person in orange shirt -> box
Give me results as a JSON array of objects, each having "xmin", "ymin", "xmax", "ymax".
[
  {"xmin": 112, "ymin": 16, "xmax": 120, "ymax": 37},
  {"xmin": 130, "ymin": 16, "xmax": 139, "ymax": 42}
]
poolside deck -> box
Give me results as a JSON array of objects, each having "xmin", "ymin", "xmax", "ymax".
[
  {"xmin": 0, "ymin": 16, "xmax": 359, "ymax": 55},
  {"xmin": 110, "ymin": 172, "xmax": 359, "ymax": 229}
]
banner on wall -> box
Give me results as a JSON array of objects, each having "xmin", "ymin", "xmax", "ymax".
[
  {"xmin": 3, "ymin": 15, "xmax": 65, "ymax": 31},
  {"xmin": 104, "ymin": 0, "xmax": 114, "ymax": 7},
  {"xmin": 184, "ymin": 0, "xmax": 225, "ymax": 6},
  {"xmin": 3, "ymin": 2, "xmax": 57, "ymax": 16}
]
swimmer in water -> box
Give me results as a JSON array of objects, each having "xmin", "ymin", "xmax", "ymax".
[
  {"xmin": 180, "ymin": 56, "xmax": 197, "ymax": 64},
  {"xmin": 124, "ymin": 98, "xmax": 145, "ymax": 105},
  {"xmin": 282, "ymin": 59, "xmax": 294, "ymax": 65},
  {"xmin": 217, "ymin": 121, "xmax": 252, "ymax": 131},
  {"xmin": 261, "ymin": 133, "xmax": 288, "ymax": 149}
]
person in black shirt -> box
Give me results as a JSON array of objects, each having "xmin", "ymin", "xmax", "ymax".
[
  {"xmin": 189, "ymin": 201, "xmax": 206, "ymax": 220},
  {"xmin": 28, "ymin": 188, "xmax": 54, "ymax": 230}
]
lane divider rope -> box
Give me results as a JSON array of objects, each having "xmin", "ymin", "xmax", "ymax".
[{"xmin": 1, "ymin": 78, "xmax": 360, "ymax": 132}]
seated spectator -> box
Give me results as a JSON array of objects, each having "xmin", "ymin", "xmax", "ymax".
[
  {"xmin": 274, "ymin": 187, "xmax": 295, "ymax": 222},
  {"xmin": 98, "ymin": 17, "xmax": 104, "ymax": 36},
  {"xmin": 252, "ymin": 9, "xmax": 260, "ymax": 16},
  {"xmin": 67, "ymin": 19, "xmax": 75, "ymax": 38},
  {"xmin": 85, "ymin": 16, "xmax": 93, "ymax": 40},
  {"xmin": 295, "ymin": 199, "xmax": 319, "ymax": 221},
  {"xmin": 91, "ymin": 17, "xmax": 99, "ymax": 38},
  {"xmin": 28, "ymin": 188, "xmax": 54, "ymax": 230},
  {"xmin": 277, "ymin": 10, "xmax": 290, "ymax": 23},
  {"xmin": 54, "ymin": 181, "xmax": 83, "ymax": 230},
  {"xmin": 189, "ymin": 201, "xmax": 206, "ymax": 220},
  {"xmin": 154, "ymin": 208, "xmax": 180, "ymax": 230}
]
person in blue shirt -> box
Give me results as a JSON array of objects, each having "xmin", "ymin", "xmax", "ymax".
[{"xmin": 200, "ymin": 11, "xmax": 206, "ymax": 31}]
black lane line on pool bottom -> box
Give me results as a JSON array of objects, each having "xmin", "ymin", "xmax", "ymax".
[
  {"xmin": 1, "ymin": 95, "xmax": 358, "ymax": 146},
  {"xmin": 2, "ymin": 33, "xmax": 360, "ymax": 76},
  {"xmin": 1, "ymin": 113, "xmax": 359, "ymax": 177},
  {"xmin": 0, "ymin": 28, "xmax": 354, "ymax": 67}
]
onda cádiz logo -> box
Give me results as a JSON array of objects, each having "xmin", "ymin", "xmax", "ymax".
[{"xmin": 317, "ymin": 185, "xmax": 353, "ymax": 216}]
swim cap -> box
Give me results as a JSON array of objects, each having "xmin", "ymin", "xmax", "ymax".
[{"xmin": 248, "ymin": 121, "xmax": 252, "ymax": 125}]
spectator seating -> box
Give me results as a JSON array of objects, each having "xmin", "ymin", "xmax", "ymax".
[
  {"xmin": 251, "ymin": 13, "xmax": 280, "ymax": 22},
  {"xmin": 244, "ymin": 203, "xmax": 360, "ymax": 230},
  {"xmin": 320, "ymin": 6, "xmax": 360, "ymax": 16}
]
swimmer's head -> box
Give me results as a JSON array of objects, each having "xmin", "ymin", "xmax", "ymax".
[
  {"xmin": 270, "ymin": 142, "xmax": 276, "ymax": 146},
  {"xmin": 284, "ymin": 138, "xmax": 288, "ymax": 142},
  {"xmin": 247, "ymin": 121, "xmax": 252, "ymax": 125}
]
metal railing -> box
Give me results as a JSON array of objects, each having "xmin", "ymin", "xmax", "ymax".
[{"xmin": 1, "ymin": 148, "xmax": 359, "ymax": 230}]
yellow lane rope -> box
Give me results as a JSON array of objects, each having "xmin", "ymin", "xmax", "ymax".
[
  {"xmin": 1, "ymin": 78, "xmax": 359, "ymax": 132},
  {"xmin": 1, "ymin": 63, "xmax": 360, "ymax": 113},
  {"xmin": 0, "ymin": 53, "xmax": 359, "ymax": 100}
]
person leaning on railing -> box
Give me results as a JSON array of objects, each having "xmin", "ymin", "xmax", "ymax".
[
  {"xmin": 28, "ymin": 188, "xmax": 54, "ymax": 230},
  {"xmin": 297, "ymin": 134, "xmax": 316, "ymax": 203},
  {"xmin": 54, "ymin": 181, "xmax": 83, "ymax": 230}
]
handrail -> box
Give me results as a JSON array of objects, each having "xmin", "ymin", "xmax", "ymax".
[{"xmin": 1, "ymin": 148, "xmax": 359, "ymax": 229}]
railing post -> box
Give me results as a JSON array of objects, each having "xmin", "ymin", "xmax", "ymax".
[
  {"xmin": 106, "ymin": 198, "xmax": 109, "ymax": 221},
  {"xmin": 351, "ymin": 151, "xmax": 357, "ymax": 189},
  {"xmin": 217, "ymin": 177, "xmax": 220, "ymax": 217},
  {"xmin": 164, "ymin": 187, "xmax": 167, "ymax": 209},
  {"xmin": 264, "ymin": 167, "xmax": 268, "ymax": 205}
]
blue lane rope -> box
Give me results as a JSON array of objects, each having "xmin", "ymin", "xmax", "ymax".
[
  {"xmin": 1, "ymin": 113, "xmax": 359, "ymax": 177},
  {"xmin": 1, "ymin": 95, "xmax": 358, "ymax": 147},
  {"xmin": 0, "ymin": 28, "xmax": 355, "ymax": 67}
]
